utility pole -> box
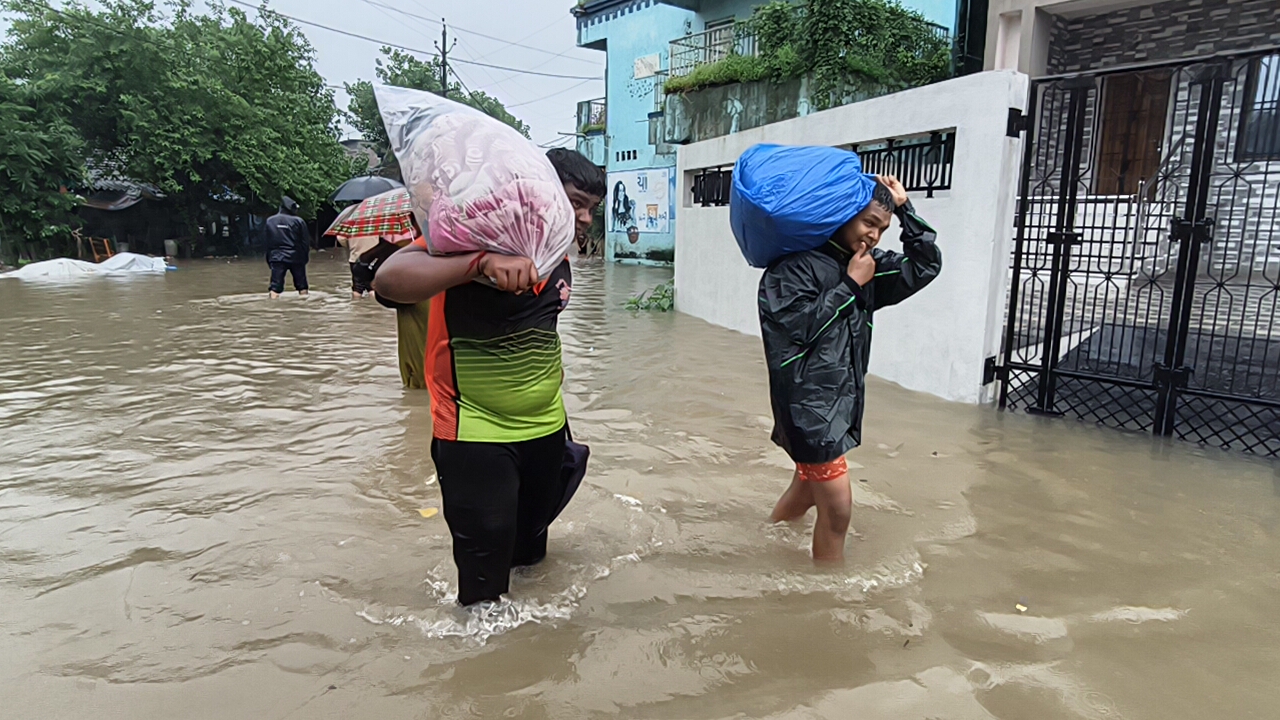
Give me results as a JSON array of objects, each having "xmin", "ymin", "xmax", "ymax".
[{"xmin": 435, "ymin": 19, "xmax": 456, "ymax": 99}]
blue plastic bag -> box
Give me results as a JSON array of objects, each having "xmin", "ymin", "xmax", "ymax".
[{"xmin": 729, "ymin": 144, "xmax": 876, "ymax": 268}]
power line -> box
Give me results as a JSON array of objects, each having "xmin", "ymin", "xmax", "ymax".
[
  {"xmin": 452, "ymin": 35, "xmax": 505, "ymax": 94},
  {"xmin": 505, "ymin": 78, "xmax": 597, "ymax": 108},
  {"xmin": 355, "ymin": 1, "xmax": 500, "ymax": 97},
  {"xmin": 474, "ymin": 15, "xmax": 570, "ymax": 62},
  {"xmin": 223, "ymin": 0, "xmax": 602, "ymax": 81},
  {"xmin": 538, "ymin": 135, "xmax": 576, "ymax": 149},
  {"xmin": 473, "ymin": 32, "xmax": 603, "ymax": 92},
  {"xmin": 355, "ymin": 0, "xmax": 599, "ymax": 66}
]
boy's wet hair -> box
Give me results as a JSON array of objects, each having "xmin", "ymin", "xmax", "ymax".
[
  {"xmin": 546, "ymin": 148, "xmax": 607, "ymax": 199},
  {"xmin": 870, "ymin": 181, "xmax": 896, "ymax": 213}
]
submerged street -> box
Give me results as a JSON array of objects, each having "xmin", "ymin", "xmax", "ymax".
[{"xmin": 1, "ymin": 255, "xmax": 1277, "ymax": 719}]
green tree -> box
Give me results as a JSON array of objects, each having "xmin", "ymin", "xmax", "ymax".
[
  {"xmin": 346, "ymin": 47, "xmax": 531, "ymax": 160},
  {"xmin": 0, "ymin": 0, "xmax": 358, "ymax": 227},
  {"xmin": 0, "ymin": 76, "xmax": 84, "ymax": 263}
]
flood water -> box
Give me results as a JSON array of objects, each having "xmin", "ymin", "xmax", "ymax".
[{"xmin": 2, "ymin": 254, "xmax": 1278, "ymax": 720}]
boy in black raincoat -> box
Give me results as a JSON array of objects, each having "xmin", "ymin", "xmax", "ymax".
[{"xmin": 759, "ymin": 175, "xmax": 940, "ymax": 561}]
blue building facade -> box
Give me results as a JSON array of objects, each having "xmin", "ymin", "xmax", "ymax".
[{"xmin": 573, "ymin": 0, "xmax": 956, "ymax": 264}]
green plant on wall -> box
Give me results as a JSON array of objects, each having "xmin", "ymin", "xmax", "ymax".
[
  {"xmin": 753, "ymin": 1, "xmax": 804, "ymax": 80},
  {"xmin": 663, "ymin": 0, "xmax": 950, "ymax": 106},
  {"xmin": 664, "ymin": 54, "xmax": 769, "ymax": 94}
]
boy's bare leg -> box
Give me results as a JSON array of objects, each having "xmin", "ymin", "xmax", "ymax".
[
  {"xmin": 770, "ymin": 470, "xmax": 815, "ymax": 523},
  {"xmin": 810, "ymin": 476, "xmax": 852, "ymax": 562}
]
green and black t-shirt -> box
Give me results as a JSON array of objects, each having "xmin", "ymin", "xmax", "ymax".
[{"xmin": 422, "ymin": 252, "xmax": 571, "ymax": 443}]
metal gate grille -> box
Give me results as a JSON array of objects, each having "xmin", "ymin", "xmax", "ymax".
[{"xmin": 998, "ymin": 50, "xmax": 1280, "ymax": 456}]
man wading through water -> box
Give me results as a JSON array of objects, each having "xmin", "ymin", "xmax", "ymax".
[
  {"xmin": 265, "ymin": 196, "xmax": 311, "ymax": 299},
  {"xmin": 374, "ymin": 149, "xmax": 605, "ymax": 606}
]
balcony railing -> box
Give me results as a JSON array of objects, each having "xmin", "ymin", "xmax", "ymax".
[
  {"xmin": 577, "ymin": 97, "xmax": 606, "ymax": 134},
  {"xmin": 669, "ymin": 25, "xmax": 758, "ymax": 78}
]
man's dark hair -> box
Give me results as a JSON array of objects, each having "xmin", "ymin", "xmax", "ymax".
[
  {"xmin": 280, "ymin": 195, "xmax": 300, "ymax": 215},
  {"xmin": 546, "ymin": 148, "xmax": 606, "ymax": 199},
  {"xmin": 870, "ymin": 181, "xmax": 896, "ymax": 213}
]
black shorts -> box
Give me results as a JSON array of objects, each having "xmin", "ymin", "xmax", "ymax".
[{"xmin": 431, "ymin": 426, "xmax": 567, "ymax": 606}]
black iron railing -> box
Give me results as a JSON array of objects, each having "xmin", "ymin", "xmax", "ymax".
[
  {"xmin": 577, "ymin": 98, "xmax": 606, "ymax": 134},
  {"xmin": 853, "ymin": 132, "xmax": 955, "ymax": 198},
  {"xmin": 691, "ymin": 166, "xmax": 733, "ymax": 207},
  {"xmin": 669, "ymin": 25, "xmax": 758, "ymax": 78},
  {"xmin": 997, "ymin": 49, "xmax": 1280, "ymax": 457}
]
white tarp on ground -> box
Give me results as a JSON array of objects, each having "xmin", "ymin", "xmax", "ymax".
[{"xmin": 1, "ymin": 253, "xmax": 168, "ymax": 280}]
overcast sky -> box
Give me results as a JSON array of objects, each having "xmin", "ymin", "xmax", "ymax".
[{"xmin": 2, "ymin": 0, "xmax": 607, "ymax": 148}]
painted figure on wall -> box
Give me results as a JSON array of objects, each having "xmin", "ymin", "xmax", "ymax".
[{"xmin": 611, "ymin": 181, "xmax": 636, "ymax": 231}]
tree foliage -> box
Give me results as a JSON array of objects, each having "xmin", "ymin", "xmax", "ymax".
[
  {"xmin": 0, "ymin": 0, "xmax": 358, "ymax": 235},
  {"xmin": 0, "ymin": 76, "xmax": 84, "ymax": 262},
  {"xmin": 346, "ymin": 47, "xmax": 531, "ymax": 161}
]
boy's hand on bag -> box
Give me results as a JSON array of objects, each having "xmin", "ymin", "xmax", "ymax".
[
  {"xmin": 877, "ymin": 175, "xmax": 908, "ymax": 208},
  {"xmin": 848, "ymin": 244, "xmax": 875, "ymax": 287},
  {"xmin": 479, "ymin": 254, "xmax": 539, "ymax": 293}
]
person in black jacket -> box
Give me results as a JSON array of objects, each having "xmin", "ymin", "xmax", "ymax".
[
  {"xmin": 265, "ymin": 196, "xmax": 311, "ymax": 299},
  {"xmin": 759, "ymin": 175, "xmax": 940, "ymax": 562}
]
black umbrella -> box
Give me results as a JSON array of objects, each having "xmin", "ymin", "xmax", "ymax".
[{"xmin": 330, "ymin": 176, "xmax": 404, "ymax": 203}]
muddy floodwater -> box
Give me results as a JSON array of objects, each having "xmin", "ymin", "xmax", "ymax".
[{"xmin": 1, "ymin": 254, "xmax": 1278, "ymax": 720}]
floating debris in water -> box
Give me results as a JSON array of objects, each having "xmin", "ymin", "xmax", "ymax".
[{"xmin": 614, "ymin": 494, "xmax": 644, "ymax": 508}]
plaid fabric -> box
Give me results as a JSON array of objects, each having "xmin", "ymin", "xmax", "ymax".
[{"xmin": 326, "ymin": 189, "xmax": 414, "ymax": 240}]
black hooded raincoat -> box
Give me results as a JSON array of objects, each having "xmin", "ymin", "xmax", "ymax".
[
  {"xmin": 264, "ymin": 196, "xmax": 311, "ymax": 265},
  {"xmin": 759, "ymin": 201, "xmax": 941, "ymax": 464}
]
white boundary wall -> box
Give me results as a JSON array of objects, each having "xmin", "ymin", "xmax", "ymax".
[{"xmin": 674, "ymin": 70, "xmax": 1029, "ymax": 404}]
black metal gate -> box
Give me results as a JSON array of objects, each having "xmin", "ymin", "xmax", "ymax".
[{"xmin": 998, "ymin": 50, "xmax": 1280, "ymax": 456}]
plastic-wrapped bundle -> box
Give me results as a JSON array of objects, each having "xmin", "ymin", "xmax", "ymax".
[
  {"xmin": 376, "ymin": 85, "xmax": 574, "ymax": 280},
  {"xmin": 729, "ymin": 144, "xmax": 876, "ymax": 268}
]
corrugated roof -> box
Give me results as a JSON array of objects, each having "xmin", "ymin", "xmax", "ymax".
[{"xmin": 84, "ymin": 160, "xmax": 166, "ymax": 199}]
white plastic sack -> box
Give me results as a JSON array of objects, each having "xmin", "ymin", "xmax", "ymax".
[
  {"xmin": 376, "ymin": 85, "xmax": 574, "ymax": 280},
  {"xmin": 2, "ymin": 252, "xmax": 167, "ymax": 280},
  {"xmin": 99, "ymin": 252, "xmax": 168, "ymax": 273},
  {"xmin": 2, "ymin": 258, "xmax": 99, "ymax": 280}
]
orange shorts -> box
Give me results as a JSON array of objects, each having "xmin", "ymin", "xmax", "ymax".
[{"xmin": 795, "ymin": 457, "xmax": 848, "ymax": 482}]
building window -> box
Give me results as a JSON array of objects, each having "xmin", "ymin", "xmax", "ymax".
[
  {"xmin": 853, "ymin": 132, "xmax": 956, "ymax": 199},
  {"xmin": 691, "ymin": 166, "xmax": 732, "ymax": 207},
  {"xmin": 1238, "ymin": 54, "xmax": 1280, "ymax": 162}
]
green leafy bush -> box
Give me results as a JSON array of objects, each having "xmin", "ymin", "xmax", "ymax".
[
  {"xmin": 664, "ymin": 0, "xmax": 951, "ymax": 107},
  {"xmin": 624, "ymin": 280, "xmax": 674, "ymax": 312},
  {"xmin": 663, "ymin": 55, "xmax": 769, "ymax": 95}
]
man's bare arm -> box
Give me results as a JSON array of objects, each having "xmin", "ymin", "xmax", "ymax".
[{"xmin": 373, "ymin": 244, "xmax": 539, "ymax": 303}]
